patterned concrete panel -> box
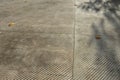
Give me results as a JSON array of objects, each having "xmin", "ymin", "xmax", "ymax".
[
  {"xmin": 74, "ymin": 0, "xmax": 120, "ymax": 79},
  {"xmin": 0, "ymin": 0, "xmax": 74, "ymax": 79},
  {"xmin": 0, "ymin": 32, "xmax": 73, "ymax": 80}
]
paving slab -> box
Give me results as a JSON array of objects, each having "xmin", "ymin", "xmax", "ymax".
[
  {"xmin": 74, "ymin": 0, "xmax": 120, "ymax": 80},
  {"xmin": 0, "ymin": 0, "xmax": 74, "ymax": 80}
]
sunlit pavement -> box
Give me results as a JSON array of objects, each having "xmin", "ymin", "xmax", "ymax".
[
  {"xmin": 0, "ymin": 0, "xmax": 74, "ymax": 79},
  {"xmin": 0, "ymin": 0, "xmax": 120, "ymax": 80}
]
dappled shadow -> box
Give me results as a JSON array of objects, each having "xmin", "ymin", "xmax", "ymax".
[
  {"xmin": 104, "ymin": 12, "xmax": 120, "ymax": 45},
  {"xmin": 104, "ymin": 12, "xmax": 120, "ymax": 78},
  {"xmin": 89, "ymin": 11, "xmax": 120, "ymax": 79},
  {"xmin": 79, "ymin": 0, "xmax": 120, "ymax": 13},
  {"xmin": 76, "ymin": 0, "xmax": 120, "ymax": 79}
]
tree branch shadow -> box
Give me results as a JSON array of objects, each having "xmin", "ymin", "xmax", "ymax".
[
  {"xmin": 89, "ymin": 12, "xmax": 120, "ymax": 79},
  {"xmin": 79, "ymin": 0, "xmax": 120, "ymax": 13}
]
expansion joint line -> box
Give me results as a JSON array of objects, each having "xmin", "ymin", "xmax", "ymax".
[{"xmin": 72, "ymin": 0, "xmax": 76, "ymax": 80}]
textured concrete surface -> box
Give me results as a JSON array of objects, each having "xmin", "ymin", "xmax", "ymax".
[
  {"xmin": 74, "ymin": 0, "xmax": 120, "ymax": 80},
  {"xmin": 0, "ymin": 0, "xmax": 74, "ymax": 80},
  {"xmin": 0, "ymin": 0, "xmax": 120, "ymax": 80}
]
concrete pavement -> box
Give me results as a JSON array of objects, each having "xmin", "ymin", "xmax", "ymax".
[
  {"xmin": 0, "ymin": 0, "xmax": 120, "ymax": 80},
  {"xmin": 0, "ymin": 0, "xmax": 74, "ymax": 80},
  {"xmin": 74, "ymin": 0, "xmax": 120, "ymax": 80}
]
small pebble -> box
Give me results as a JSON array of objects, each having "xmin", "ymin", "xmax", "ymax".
[
  {"xmin": 95, "ymin": 35, "xmax": 101, "ymax": 39},
  {"xmin": 8, "ymin": 22, "xmax": 15, "ymax": 27}
]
